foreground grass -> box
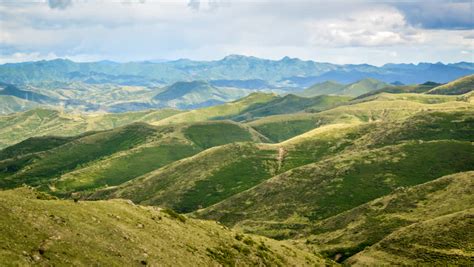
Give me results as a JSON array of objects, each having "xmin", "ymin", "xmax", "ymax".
[{"xmin": 0, "ymin": 187, "xmax": 327, "ymax": 266}]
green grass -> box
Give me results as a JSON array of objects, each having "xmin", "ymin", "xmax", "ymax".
[
  {"xmin": 0, "ymin": 108, "xmax": 181, "ymax": 149},
  {"xmin": 215, "ymin": 94, "xmax": 350, "ymax": 122},
  {"xmin": 0, "ymin": 187, "xmax": 325, "ymax": 266},
  {"xmin": 197, "ymin": 140, "xmax": 474, "ymax": 229},
  {"xmin": 348, "ymin": 208, "xmax": 474, "ymax": 265},
  {"xmin": 0, "ymin": 123, "xmax": 158, "ymax": 189},
  {"xmin": 183, "ymin": 122, "xmax": 254, "ymax": 149},
  {"xmin": 427, "ymin": 74, "xmax": 474, "ymax": 95},
  {"xmin": 304, "ymin": 171, "xmax": 474, "ymax": 262}
]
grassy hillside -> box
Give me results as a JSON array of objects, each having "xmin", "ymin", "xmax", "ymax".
[
  {"xmin": 427, "ymin": 74, "xmax": 474, "ymax": 95},
  {"xmin": 153, "ymin": 92, "xmax": 277, "ymax": 125},
  {"xmin": 90, "ymin": 122, "xmax": 369, "ymax": 212},
  {"xmin": 196, "ymin": 140, "xmax": 473, "ymax": 234},
  {"xmin": 219, "ymin": 94, "xmax": 350, "ymax": 122},
  {"xmin": 298, "ymin": 78, "xmax": 388, "ymax": 97},
  {"xmin": 0, "ymin": 95, "xmax": 42, "ymax": 115},
  {"xmin": 0, "ymin": 187, "xmax": 326, "ymax": 266},
  {"xmin": 355, "ymin": 81, "xmax": 441, "ymax": 99},
  {"xmin": 0, "ymin": 121, "xmax": 262, "ymax": 196},
  {"xmin": 249, "ymin": 96, "xmax": 472, "ymax": 142},
  {"xmin": 304, "ymin": 171, "xmax": 474, "ymax": 262},
  {"xmin": 153, "ymin": 81, "xmax": 252, "ymax": 109},
  {"xmin": 297, "ymin": 81, "xmax": 345, "ymax": 97},
  {"xmin": 347, "ymin": 208, "xmax": 474, "ymax": 265},
  {"xmin": 0, "ymin": 108, "xmax": 182, "ymax": 149}
]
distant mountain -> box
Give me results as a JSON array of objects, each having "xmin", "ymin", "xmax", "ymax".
[
  {"xmin": 299, "ymin": 78, "xmax": 389, "ymax": 97},
  {"xmin": 0, "ymin": 56, "xmax": 472, "ymax": 86},
  {"xmin": 427, "ymin": 74, "xmax": 474, "ymax": 95}
]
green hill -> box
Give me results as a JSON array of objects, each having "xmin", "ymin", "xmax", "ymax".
[
  {"xmin": 355, "ymin": 81, "xmax": 441, "ymax": 99},
  {"xmin": 338, "ymin": 78, "xmax": 389, "ymax": 96},
  {"xmin": 299, "ymin": 78, "xmax": 389, "ymax": 97},
  {"xmin": 348, "ymin": 208, "xmax": 473, "ymax": 265},
  {"xmin": 153, "ymin": 81, "xmax": 252, "ymax": 109},
  {"xmin": 248, "ymin": 96, "xmax": 472, "ymax": 142},
  {"xmin": 0, "ymin": 187, "xmax": 326, "ymax": 266},
  {"xmin": 218, "ymin": 94, "xmax": 350, "ymax": 122},
  {"xmin": 0, "ymin": 108, "xmax": 182, "ymax": 149},
  {"xmin": 0, "ymin": 95, "xmax": 42, "ymax": 115},
  {"xmin": 196, "ymin": 140, "xmax": 473, "ymax": 236},
  {"xmin": 0, "ymin": 121, "xmax": 262, "ymax": 195},
  {"xmin": 304, "ymin": 171, "xmax": 474, "ymax": 262},
  {"xmin": 427, "ymin": 74, "xmax": 474, "ymax": 95},
  {"xmin": 154, "ymin": 92, "xmax": 277, "ymax": 125},
  {"xmin": 297, "ymin": 81, "xmax": 345, "ymax": 97}
]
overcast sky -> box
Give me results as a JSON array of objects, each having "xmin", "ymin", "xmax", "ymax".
[{"xmin": 0, "ymin": 0, "xmax": 472, "ymax": 65}]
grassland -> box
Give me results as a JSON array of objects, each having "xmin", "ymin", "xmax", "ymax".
[
  {"xmin": 0, "ymin": 82, "xmax": 473, "ymax": 265},
  {"xmin": 0, "ymin": 187, "xmax": 327, "ymax": 266},
  {"xmin": 427, "ymin": 74, "xmax": 474, "ymax": 95},
  {"xmin": 303, "ymin": 171, "xmax": 474, "ymax": 262}
]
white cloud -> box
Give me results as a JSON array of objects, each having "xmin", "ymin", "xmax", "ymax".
[{"xmin": 0, "ymin": 0, "xmax": 471, "ymax": 64}]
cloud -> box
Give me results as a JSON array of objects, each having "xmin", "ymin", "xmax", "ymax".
[
  {"xmin": 396, "ymin": 1, "xmax": 473, "ymax": 30},
  {"xmin": 0, "ymin": 0, "xmax": 471, "ymax": 65},
  {"xmin": 48, "ymin": 0, "xmax": 73, "ymax": 10},
  {"xmin": 308, "ymin": 8, "xmax": 425, "ymax": 47}
]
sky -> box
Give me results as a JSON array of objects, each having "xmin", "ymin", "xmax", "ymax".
[{"xmin": 0, "ymin": 0, "xmax": 473, "ymax": 65}]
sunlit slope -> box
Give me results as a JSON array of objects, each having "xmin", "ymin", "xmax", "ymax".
[
  {"xmin": 348, "ymin": 208, "xmax": 474, "ymax": 266},
  {"xmin": 89, "ymin": 123, "xmax": 370, "ymax": 212},
  {"xmin": 249, "ymin": 95, "xmax": 472, "ymax": 142},
  {"xmin": 355, "ymin": 81, "xmax": 441, "ymax": 99},
  {"xmin": 304, "ymin": 171, "xmax": 474, "ymax": 262},
  {"xmin": 218, "ymin": 94, "xmax": 351, "ymax": 122},
  {"xmin": 153, "ymin": 92, "xmax": 277, "ymax": 125},
  {"xmin": 0, "ymin": 121, "xmax": 262, "ymax": 195},
  {"xmin": 0, "ymin": 187, "xmax": 326, "ymax": 266},
  {"xmin": 299, "ymin": 78, "xmax": 389, "ymax": 97},
  {"xmin": 0, "ymin": 95, "xmax": 42, "ymax": 114},
  {"xmin": 427, "ymin": 74, "xmax": 474, "ymax": 95},
  {"xmin": 0, "ymin": 108, "xmax": 182, "ymax": 149},
  {"xmin": 91, "ymin": 108, "xmax": 473, "ymax": 216},
  {"xmin": 196, "ymin": 140, "xmax": 473, "ymax": 234}
]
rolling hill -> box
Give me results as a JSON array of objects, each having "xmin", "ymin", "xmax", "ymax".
[
  {"xmin": 0, "ymin": 108, "xmax": 182, "ymax": 149},
  {"xmin": 0, "ymin": 120, "xmax": 264, "ymax": 196},
  {"xmin": 153, "ymin": 81, "xmax": 253, "ymax": 109},
  {"xmin": 297, "ymin": 78, "xmax": 389, "ymax": 97},
  {"xmin": 427, "ymin": 74, "xmax": 474, "ymax": 95},
  {"xmin": 0, "ymin": 76, "xmax": 473, "ymax": 265},
  {"xmin": 0, "ymin": 187, "xmax": 326, "ymax": 266},
  {"xmin": 348, "ymin": 208, "xmax": 473, "ymax": 265},
  {"xmin": 304, "ymin": 171, "xmax": 474, "ymax": 262}
]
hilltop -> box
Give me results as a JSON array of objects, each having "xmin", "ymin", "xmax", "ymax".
[
  {"xmin": 427, "ymin": 74, "xmax": 474, "ymax": 95},
  {"xmin": 297, "ymin": 78, "xmax": 388, "ymax": 97}
]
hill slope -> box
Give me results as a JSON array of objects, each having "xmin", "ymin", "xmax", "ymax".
[
  {"xmin": 153, "ymin": 81, "xmax": 252, "ymax": 109},
  {"xmin": 304, "ymin": 171, "xmax": 474, "ymax": 262},
  {"xmin": 0, "ymin": 108, "xmax": 182, "ymax": 149},
  {"xmin": 0, "ymin": 121, "xmax": 263, "ymax": 195},
  {"xmin": 348, "ymin": 208, "xmax": 474, "ymax": 265},
  {"xmin": 427, "ymin": 74, "xmax": 474, "ymax": 95},
  {"xmin": 0, "ymin": 187, "xmax": 326, "ymax": 266}
]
